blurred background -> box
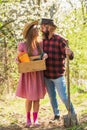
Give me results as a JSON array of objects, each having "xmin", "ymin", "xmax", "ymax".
[{"xmin": 0, "ymin": 0, "xmax": 87, "ymax": 96}]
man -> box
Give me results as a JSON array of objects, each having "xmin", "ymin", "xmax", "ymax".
[{"xmin": 41, "ymin": 18, "xmax": 75, "ymax": 120}]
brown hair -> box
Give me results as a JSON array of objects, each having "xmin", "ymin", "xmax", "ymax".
[{"xmin": 25, "ymin": 26, "xmax": 42, "ymax": 56}]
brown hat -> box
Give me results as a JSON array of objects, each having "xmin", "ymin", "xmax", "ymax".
[{"xmin": 23, "ymin": 21, "xmax": 38, "ymax": 39}]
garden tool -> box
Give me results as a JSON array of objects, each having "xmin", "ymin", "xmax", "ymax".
[{"xmin": 63, "ymin": 46, "xmax": 78, "ymax": 127}]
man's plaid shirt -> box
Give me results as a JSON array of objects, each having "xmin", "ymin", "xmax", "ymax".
[{"xmin": 43, "ymin": 34, "xmax": 73, "ymax": 79}]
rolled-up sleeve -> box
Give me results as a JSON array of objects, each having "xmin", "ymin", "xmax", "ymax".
[{"xmin": 59, "ymin": 37, "xmax": 68, "ymax": 57}]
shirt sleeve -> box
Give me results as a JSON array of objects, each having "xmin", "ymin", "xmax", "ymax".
[
  {"xmin": 59, "ymin": 36, "xmax": 68, "ymax": 56},
  {"xmin": 59, "ymin": 36, "xmax": 74, "ymax": 60}
]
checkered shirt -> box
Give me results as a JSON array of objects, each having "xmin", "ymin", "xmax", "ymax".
[{"xmin": 43, "ymin": 34, "xmax": 73, "ymax": 79}]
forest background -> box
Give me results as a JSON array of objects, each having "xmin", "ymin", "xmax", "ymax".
[{"xmin": 0, "ymin": 0, "xmax": 87, "ymax": 130}]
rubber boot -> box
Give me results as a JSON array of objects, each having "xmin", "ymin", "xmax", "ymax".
[
  {"xmin": 33, "ymin": 112, "xmax": 40, "ymax": 126},
  {"xmin": 26, "ymin": 112, "xmax": 31, "ymax": 127}
]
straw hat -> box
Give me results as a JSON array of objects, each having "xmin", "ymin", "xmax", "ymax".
[{"xmin": 23, "ymin": 21, "xmax": 38, "ymax": 39}]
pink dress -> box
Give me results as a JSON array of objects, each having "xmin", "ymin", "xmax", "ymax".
[{"xmin": 16, "ymin": 42, "xmax": 46, "ymax": 100}]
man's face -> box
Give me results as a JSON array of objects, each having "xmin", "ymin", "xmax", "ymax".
[
  {"xmin": 41, "ymin": 24, "xmax": 50, "ymax": 39},
  {"xmin": 41, "ymin": 24, "xmax": 47, "ymax": 33}
]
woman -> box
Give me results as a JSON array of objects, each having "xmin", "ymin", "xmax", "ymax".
[{"xmin": 16, "ymin": 21, "xmax": 47, "ymax": 127}]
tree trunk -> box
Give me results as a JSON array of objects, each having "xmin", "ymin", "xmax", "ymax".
[
  {"xmin": 84, "ymin": 0, "xmax": 87, "ymax": 13},
  {"xmin": 4, "ymin": 38, "xmax": 9, "ymax": 93}
]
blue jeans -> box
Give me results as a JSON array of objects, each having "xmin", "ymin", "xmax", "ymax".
[{"xmin": 45, "ymin": 76, "xmax": 75, "ymax": 116}]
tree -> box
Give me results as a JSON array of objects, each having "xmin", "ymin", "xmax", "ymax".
[{"xmin": 0, "ymin": 0, "xmax": 87, "ymax": 94}]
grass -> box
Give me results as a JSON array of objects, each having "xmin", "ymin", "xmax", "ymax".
[{"xmin": 0, "ymin": 88, "xmax": 87, "ymax": 130}]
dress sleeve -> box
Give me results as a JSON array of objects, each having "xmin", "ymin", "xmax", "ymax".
[{"xmin": 18, "ymin": 42, "xmax": 24, "ymax": 52}]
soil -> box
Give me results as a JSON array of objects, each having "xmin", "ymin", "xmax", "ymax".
[{"xmin": 0, "ymin": 104, "xmax": 87, "ymax": 130}]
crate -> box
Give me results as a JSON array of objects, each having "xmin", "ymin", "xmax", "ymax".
[{"xmin": 18, "ymin": 59, "xmax": 46, "ymax": 73}]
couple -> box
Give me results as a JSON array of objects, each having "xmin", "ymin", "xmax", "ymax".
[{"xmin": 16, "ymin": 18, "xmax": 75, "ymax": 127}]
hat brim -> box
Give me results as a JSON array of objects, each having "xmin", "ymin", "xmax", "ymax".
[
  {"xmin": 41, "ymin": 22, "xmax": 57, "ymax": 28},
  {"xmin": 23, "ymin": 21, "xmax": 38, "ymax": 39},
  {"xmin": 41, "ymin": 18, "xmax": 57, "ymax": 27}
]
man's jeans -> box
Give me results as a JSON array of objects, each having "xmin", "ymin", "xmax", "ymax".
[{"xmin": 45, "ymin": 76, "xmax": 75, "ymax": 116}]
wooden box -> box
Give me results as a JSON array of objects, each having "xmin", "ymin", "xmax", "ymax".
[{"xmin": 18, "ymin": 60, "xmax": 46, "ymax": 73}]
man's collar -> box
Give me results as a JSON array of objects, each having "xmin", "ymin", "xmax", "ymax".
[{"xmin": 48, "ymin": 33, "xmax": 55, "ymax": 40}]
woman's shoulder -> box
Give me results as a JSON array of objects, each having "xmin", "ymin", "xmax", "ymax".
[
  {"xmin": 18, "ymin": 41, "xmax": 26, "ymax": 51},
  {"xmin": 54, "ymin": 34, "xmax": 68, "ymax": 44},
  {"xmin": 18, "ymin": 41, "xmax": 26, "ymax": 45},
  {"xmin": 18, "ymin": 41, "xmax": 26, "ymax": 47}
]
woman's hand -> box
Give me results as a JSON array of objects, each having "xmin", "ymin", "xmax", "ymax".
[
  {"xmin": 42, "ymin": 53, "xmax": 48, "ymax": 60},
  {"xmin": 15, "ymin": 57, "xmax": 20, "ymax": 64}
]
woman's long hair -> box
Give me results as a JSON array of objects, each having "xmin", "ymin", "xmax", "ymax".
[{"xmin": 25, "ymin": 26, "xmax": 42, "ymax": 56}]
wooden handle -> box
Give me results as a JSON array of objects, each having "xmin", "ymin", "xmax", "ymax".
[
  {"xmin": 30, "ymin": 55, "xmax": 41, "ymax": 61},
  {"xmin": 66, "ymin": 43, "xmax": 71, "ymax": 116}
]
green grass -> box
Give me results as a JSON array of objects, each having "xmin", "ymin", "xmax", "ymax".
[{"xmin": 40, "ymin": 94, "xmax": 49, "ymax": 106}]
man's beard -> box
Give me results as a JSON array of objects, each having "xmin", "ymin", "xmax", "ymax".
[{"xmin": 43, "ymin": 31, "xmax": 49, "ymax": 39}]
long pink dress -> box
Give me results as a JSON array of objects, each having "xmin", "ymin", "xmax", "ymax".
[{"xmin": 16, "ymin": 42, "xmax": 46, "ymax": 100}]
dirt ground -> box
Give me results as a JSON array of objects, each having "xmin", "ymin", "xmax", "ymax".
[
  {"xmin": 0, "ymin": 96, "xmax": 87, "ymax": 130},
  {"xmin": 0, "ymin": 104, "xmax": 87, "ymax": 130}
]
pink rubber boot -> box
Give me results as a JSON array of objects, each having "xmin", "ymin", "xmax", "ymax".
[
  {"xmin": 33, "ymin": 112, "xmax": 40, "ymax": 126},
  {"xmin": 26, "ymin": 112, "xmax": 31, "ymax": 127}
]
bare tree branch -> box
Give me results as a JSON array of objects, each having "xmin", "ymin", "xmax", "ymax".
[
  {"xmin": 0, "ymin": 20, "xmax": 14, "ymax": 30},
  {"xmin": 66, "ymin": 0, "xmax": 73, "ymax": 8}
]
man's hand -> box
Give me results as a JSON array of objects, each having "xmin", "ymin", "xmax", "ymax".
[
  {"xmin": 66, "ymin": 47, "xmax": 72, "ymax": 56},
  {"xmin": 65, "ymin": 47, "xmax": 74, "ymax": 60}
]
